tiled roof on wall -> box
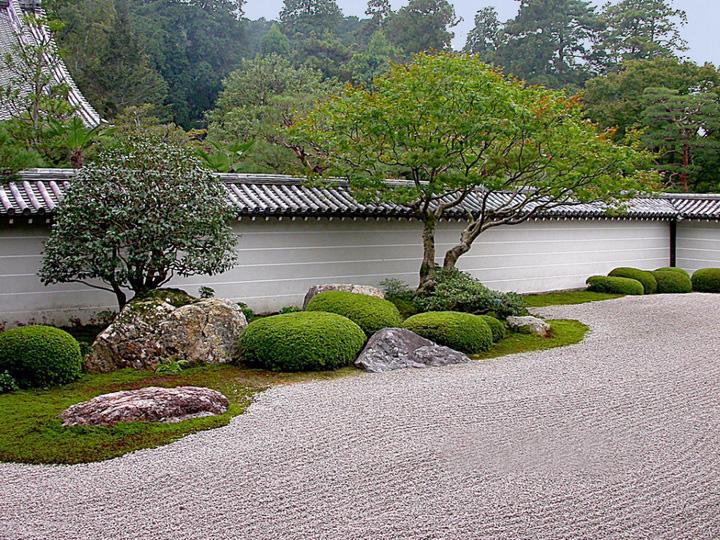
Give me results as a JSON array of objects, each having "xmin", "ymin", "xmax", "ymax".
[{"xmin": 663, "ymin": 193, "xmax": 720, "ymax": 220}]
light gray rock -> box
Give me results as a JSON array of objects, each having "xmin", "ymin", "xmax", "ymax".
[
  {"xmin": 506, "ymin": 315, "xmax": 551, "ymax": 337},
  {"xmin": 355, "ymin": 327, "xmax": 470, "ymax": 373},
  {"xmin": 303, "ymin": 283, "xmax": 384, "ymax": 309},
  {"xmin": 59, "ymin": 386, "xmax": 229, "ymax": 427}
]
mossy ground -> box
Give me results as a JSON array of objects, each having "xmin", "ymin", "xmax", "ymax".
[{"xmin": 523, "ymin": 290, "xmax": 623, "ymax": 308}]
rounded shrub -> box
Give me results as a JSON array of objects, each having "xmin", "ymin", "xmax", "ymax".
[
  {"xmin": 402, "ymin": 311, "xmax": 493, "ymax": 354},
  {"xmin": 654, "ymin": 267, "xmax": 689, "ymax": 277},
  {"xmin": 692, "ymin": 268, "xmax": 720, "ymax": 293},
  {"xmin": 305, "ymin": 291, "xmax": 402, "ymax": 336},
  {"xmin": 608, "ymin": 267, "xmax": 657, "ymax": 294},
  {"xmin": 478, "ymin": 315, "xmax": 507, "ymax": 342},
  {"xmin": 0, "ymin": 325, "xmax": 82, "ymax": 388},
  {"xmin": 237, "ymin": 311, "xmax": 366, "ymax": 371},
  {"xmin": 652, "ymin": 270, "xmax": 692, "ymax": 294},
  {"xmin": 586, "ymin": 276, "xmax": 644, "ymax": 295}
]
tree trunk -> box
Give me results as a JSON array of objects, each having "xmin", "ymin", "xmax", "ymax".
[
  {"xmin": 417, "ymin": 217, "xmax": 437, "ymax": 293},
  {"xmin": 680, "ymin": 142, "xmax": 690, "ymax": 192},
  {"xmin": 443, "ymin": 222, "xmax": 480, "ymax": 270},
  {"xmin": 112, "ymin": 283, "xmax": 127, "ymax": 310}
]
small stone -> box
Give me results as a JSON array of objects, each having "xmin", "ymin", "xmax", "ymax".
[
  {"xmin": 302, "ymin": 283, "xmax": 384, "ymax": 309},
  {"xmin": 59, "ymin": 386, "xmax": 229, "ymax": 427},
  {"xmin": 506, "ymin": 315, "xmax": 551, "ymax": 337}
]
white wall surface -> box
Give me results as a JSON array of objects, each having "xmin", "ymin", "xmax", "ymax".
[
  {"xmin": 677, "ymin": 220, "xmax": 720, "ymax": 273},
  {"xmin": 0, "ymin": 218, "xmax": 671, "ymax": 325}
]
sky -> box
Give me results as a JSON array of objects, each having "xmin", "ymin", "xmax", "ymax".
[{"xmin": 244, "ymin": 0, "xmax": 720, "ymax": 66}]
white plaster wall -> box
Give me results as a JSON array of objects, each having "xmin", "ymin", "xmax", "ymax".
[
  {"xmin": 676, "ymin": 220, "xmax": 720, "ymax": 273},
  {"xmin": 0, "ymin": 218, "xmax": 670, "ymax": 325}
]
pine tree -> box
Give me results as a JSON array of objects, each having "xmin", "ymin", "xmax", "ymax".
[
  {"xmin": 279, "ymin": 0, "xmax": 343, "ymax": 38},
  {"xmin": 384, "ymin": 0, "xmax": 460, "ymax": 56},
  {"xmin": 261, "ymin": 23, "xmax": 291, "ymax": 57},
  {"xmin": 463, "ymin": 7, "xmax": 503, "ymax": 63}
]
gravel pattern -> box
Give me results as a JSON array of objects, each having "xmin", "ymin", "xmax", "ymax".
[{"xmin": 2, "ymin": 294, "xmax": 719, "ymax": 539}]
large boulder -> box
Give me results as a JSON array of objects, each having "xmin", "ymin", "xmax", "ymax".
[
  {"xmin": 302, "ymin": 283, "xmax": 384, "ymax": 309},
  {"xmin": 85, "ymin": 295, "xmax": 247, "ymax": 373},
  {"xmin": 506, "ymin": 315, "xmax": 551, "ymax": 337},
  {"xmin": 355, "ymin": 327, "xmax": 470, "ymax": 373},
  {"xmin": 59, "ymin": 386, "xmax": 229, "ymax": 427}
]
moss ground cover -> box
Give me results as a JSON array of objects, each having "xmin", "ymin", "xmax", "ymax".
[{"xmin": 523, "ymin": 290, "xmax": 623, "ymax": 307}]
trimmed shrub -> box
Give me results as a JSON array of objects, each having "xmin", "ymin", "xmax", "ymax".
[
  {"xmin": 653, "ymin": 270, "xmax": 692, "ymax": 293},
  {"xmin": 478, "ymin": 315, "xmax": 507, "ymax": 342},
  {"xmin": 654, "ymin": 267, "xmax": 689, "ymax": 277},
  {"xmin": 608, "ymin": 267, "xmax": 657, "ymax": 294},
  {"xmin": 586, "ymin": 276, "xmax": 644, "ymax": 295},
  {"xmin": 402, "ymin": 311, "xmax": 493, "ymax": 354},
  {"xmin": 306, "ymin": 291, "xmax": 402, "ymax": 336},
  {"xmin": 0, "ymin": 326, "xmax": 82, "ymax": 388},
  {"xmin": 237, "ymin": 311, "xmax": 366, "ymax": 371},
  {"xmin": 692, "ymin": 268, "xmax": 720, "ymax": 293}
]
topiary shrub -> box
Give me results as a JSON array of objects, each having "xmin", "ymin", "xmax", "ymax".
[
  {"xmin": 0, "ymin": 326, "xmax": 82, "ymax": 388},
  {"xmin": 305, "ymin": 291, "xmax": 402, "ymax": 336},
  {"xmin": 586, "ymin": 276, "xmax": 644, "ymax": 295},
  {"xmin": 692, "ymin": 268, "xmax": 720, "ymax": 293},
  {"xmin": 608, "ymin": 267, "xmax": 657, "ymax": 294},
  {"xmin": 654, "ymin": 267, "xmax": 689, "ymax": 277},
  {"xmin": 478, "ymin": 315, "xmax": 507, "ymax": 342},
  {"xmin": 237, "ymin": 311, "xmax": 366, "ymax": 371},
  {"xmin": 402, "ymin": 311, "xmax": 493, "ymax": 354},
  {"xmin": 652, "ymin": 270, "xmax": 692, "ymax": 293}
]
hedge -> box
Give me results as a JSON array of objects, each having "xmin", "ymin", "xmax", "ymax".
[
  {"xmin": 305, "ymin": 291, "xmax": 402, "ymax": 336},
  {"xmin": 237, "ymin": 311, "xmax": 366, "ymax": 371},
  {"xmin": 478, "ymin": 315, "xmax": 507, "ymax": 342},
  {"xmin": 0, "ymin": 326, "xmax": 82, "ymax": 388},
  {"xmin": 608, "ymin": 267, "xmax": 657, "ymax": 294},
  {"xmin": 654, "ymin": 267, "xmax": 689, "ymax": 277},
  {"xmin": 653, "ymin": 270, "xmax": 692, "ymax": 293},
  {"xmin": 402, "ymin": 311, "xmax": 493, "ymax": 354},
  {"xmin": 692, "ymin": 268, "xmax": 720, "ymax": 293},
  {"xmin": 586, "ymin": 276, "xmax": 644, "ymax": 295}
]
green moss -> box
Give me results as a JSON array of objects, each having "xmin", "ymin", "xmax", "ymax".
[
  {"xmin": 608, "ymin": 267, "xmax": 657, "ymax": 294},
  {"xmin": 472, "ymin": 320, "xmax": 589, "ymax": 360},
  {"xmin": 586, "ymin": 275, "xmax": 644, "ymax": 295},
  {"xmin": 237, "ymin": 311, "xmax": 367, "ymax": 371},
  {"xmin": 133, "ymin": 288, "xmax": 197, "ymax": 308},
  {"xmin": 692, "ymin": 268, "xmax": 720, "ymax": 293},
  {"xmin": 0, "ymin": 326, "xmax": 82, "ymax": 388},
  {"xmin": 522, "ymin": 290, "xmax": 623, "ymax": 307},
  {"xmin": 305, "ymin": 291, "xmax": 402, "ymax": 336},
  {"xmin": 653, "ymin": 270, "xmax": 692, "ymax": 293},
  {"xmin": 654, "ymin": 267, "xmax": 689, "ymax": 277},
  {"xmin": 478, "ymin": 315, "xmax": 507, "ymax": 342},
  {"xmin": 402, "ymin": 311, "xmax": 493, "ymax": 354}
]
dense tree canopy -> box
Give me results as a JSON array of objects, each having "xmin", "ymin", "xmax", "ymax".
[{"xmin": 384, "ymin": 0, "xmax": 460, "ymax": 55}]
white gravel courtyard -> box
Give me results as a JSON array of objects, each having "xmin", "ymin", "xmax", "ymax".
[{"xmin": 1, "ymin": 294, "xmax": 719, "ymax": 539}]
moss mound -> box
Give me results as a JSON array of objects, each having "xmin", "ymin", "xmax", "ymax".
[
  {"xmin": 692, "ymin": 268, "xmax": 720, "ymax": 293},
  {"xmin": 586, "ymin": 276, "xmax": 644, "ymax": 295},
  {"xmin": 654, "ymin": 267, "xmax": 689, "ymax": 277},
  {"xmin": 608, "ymin": 267, "xmax": 657, "ymax": 294},
  {"xmin": 652, "ymin": 270, "xmax": 692, "ymax": 293},
  {"xmin": 237, "ymin": 311, "xmax": 366, "ymax": 371},
  {"xmin": 478, "ymin": 315, "xmax": 507, "ymax": 342},
  {"xmin": 305, "ymin": 291, "xmax": 402, "ymax": 336},
  {"xmin": 0, "ymin": 326, "xmax": 82, "ymax": 388},
  {"xmin": 402, "ymin": 311, "xmax": 493, "ymax": 354}
]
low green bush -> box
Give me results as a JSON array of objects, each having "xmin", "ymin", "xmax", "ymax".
[
  {"xmin": 692, "ymin": 268, "xmax": 720, "ymax": 293},
  {"xmin": 478, "ymin": 315, "xmax": 507, "ymax": 342},
  {"xmin": 402, "ymin": 311, "xmax": 493, "ymax": 354},
  {"xmin": 306, "ymin": 291, "xmax": 402, "ymax": 336},
  {"xmin": 608, "ymin": 267, "xmax": 657, "ymax": 294},
  {"xmin": 0, "ymin": 326, "xmax": 82, "ymax": 388},
  {"xmin": 237, "ymin": 311, "xmax": 366, "ymax": 371},
  {"xmin": 653, "ymin": 270, "xmax": 692, "ymax": 293},
  {"xmin": 0, "ymin": 370, "xmax": 18, "ymax": 393},
  {"xmin": 586, "ymin": 276, "xmax": 644, "ymax": 295},
  {"xmin": 654, "ymin": 267, "xmax": 689, "ymax": 277}
]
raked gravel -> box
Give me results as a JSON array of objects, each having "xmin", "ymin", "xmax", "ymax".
[{"xmin": 2, "ymin": 294, "xmax": 720, "ymax": 539}]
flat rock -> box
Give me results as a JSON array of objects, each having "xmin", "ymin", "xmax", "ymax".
[
  {"xmin": 59, "ymin": 386, "xmax": 229, "ymax": 427},
  {"xmin": 506, "ymin": 315, "xmax": 551, "ymax": 337},
  {"xmin": 303, "ymin": 283, "xmax": 384, "ymax": 309},
  {"xmin": 355, "ymin": 328, "xmax": 470, "ymax": 373}
]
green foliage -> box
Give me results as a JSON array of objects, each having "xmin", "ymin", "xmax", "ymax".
[
  {"xmin": 651, "ymin": 270, "xmax": 692, "ymax": 293},
  {"xmin": 379, "ymin": 278, "xmax": 419, "ymax": 319},
  {"xmin": 279, "ymin": 306, "xmax": 302, "ymax": 314},
  {"xmin": 38, "ymin": 140, "xmax": 238, "ymax": 308},
  {"xmin": 0, "ymin": 122, "xmax": 45, "ymax": 178},
  {"xmin": 691, "ymin": 268, "xmax": 720, "ymax": 293},
  {"xmin": 402, "ymin": 311, "xmax": 493, "ymax": 354},
  {"xmin": 0, "ymin": 371, "xmax": 19, "ymax": 394},
  {"xmin": 414, "ymin": 268, "xmax": 527, "ymax": 319},
  {"xmin": 306, "ymin": 291, "xmax": 402, "ymax": 336},
  {"xmin": 384, "ymin": 0, "xmax": 459, "ymax": 55},
  {"xmin": 478, "ymin": 315, "xmax": 507, "ymax": 343},
  {"xmin": 463, "ymin": 7, "xmax": 503, "ymax": 62},
  {"xmin": 199, "ymin": 286, "xmax": 215, "ymax": 299},
  {"xmin": 261, "ymin": 23, "xmax": 291, "ymax": 57},
  {"xmin": 0, "ymin": 326, "xmax": 82, "ymax": 388},
  {"xmin": 155, "ymin": 358, "xmax": 191, "ymax": 375},
  {"xmin": 654, "ymin": 267, "xmax": 689, "ymax": 276},
  {"xmin": 280, "ymin": 0, "xmax": 343, "ymax": 38},
  {"xmin": 346, "ymin": 30, "xmax": 400, "ymax": 87},
  {"xmin": 135, "ymin": 288, "xmax": 198, "ymax": 308},
  {"xmin": 586, "ymin": 275, "xmax": 645, "ymax": 295},
  {"xmin": 523, "ymin": 290, "xmax": 624, "ymax": 307},
  {"xmin": 78, "ymin": 341, "xmax": 93, "ymax": 358},
  {"xmin": 609, "ymin": 267, "xmax": 658, "ymax": 294},
  {"xmin": 236, "ymin": 302, "xmax": 255, "ymax": 321},
  {"xmin": 237, "ymin": 311, "xmax": 366, "ymax": 371}
]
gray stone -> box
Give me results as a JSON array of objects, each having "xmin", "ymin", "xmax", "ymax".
[
  {"xmin": 355, "ymin": 327, "xmax": 470, "ymax": 373},
  {"xmin": 506, "ymin": 315, "xmax": 551, "ymax": 337},
  {"xmin": 303, "ymin": 283, "xmax": 384, "ymax": 309},
  {"xmin": 59, "ymin": 386, "xmax": 229, "ymax": 427}
]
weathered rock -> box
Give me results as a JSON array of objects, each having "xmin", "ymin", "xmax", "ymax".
[
  {"xmin": 506, "ymin": 315, "xmax": 551, "ymax": 337},
  {"xmin": 355, "ymin": 327, "xmax": 470, "ymax": 373},
  {"xmin": 85, "ymin": 295, "xmax": 247, "ymax": 373},
  {"xmin": 59, "ymin": 386, "xmax": 229, "ymax": 427},
  {"xmin": 303, "ymin": 283, "xmax": 384, "ymax": 309}
]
